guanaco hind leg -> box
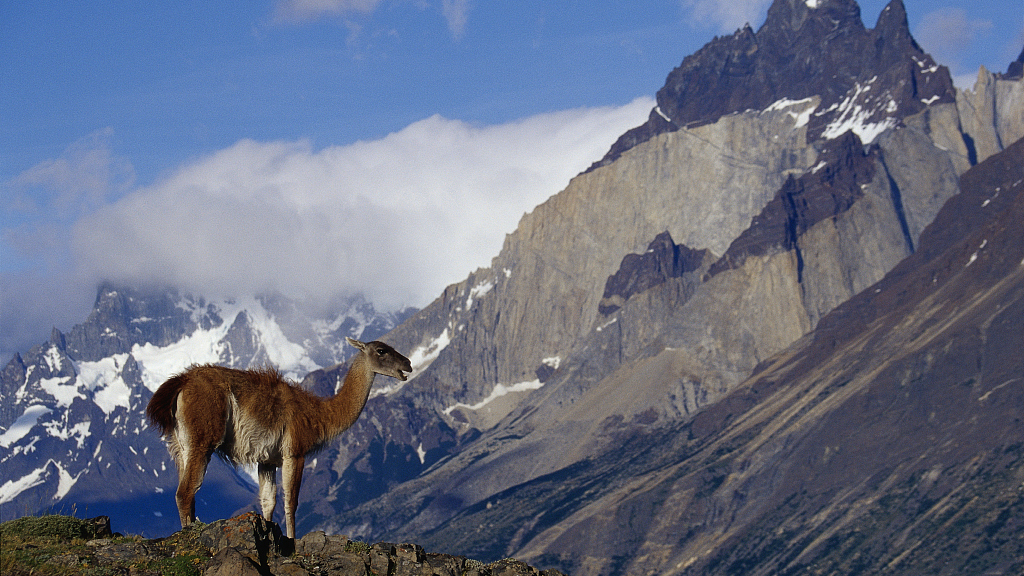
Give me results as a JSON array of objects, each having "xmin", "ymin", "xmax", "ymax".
[
  {"xmin": 281, "ymin": 456, "xmax": 304, "ymax": 539},
  {"xmin": 175, "ymin": 449, "xmax": 211, "ymax": 528},
  {"xmin": 171, "ymin": 383, "xmax": 226, "ymax": 529}
]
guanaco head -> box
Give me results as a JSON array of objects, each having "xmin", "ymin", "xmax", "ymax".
[{"xmin": 347, "ymin": 337, "xmax": 413, "ymax": 381}]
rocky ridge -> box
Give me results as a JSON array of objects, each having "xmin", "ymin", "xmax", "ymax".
[
  {"xmin": 591, "ymin": 0, "xmax": 955, "ymax": 170},
  {"xmin": 1, "ymin": 513, "xmax": 562, "ymax": 576}
]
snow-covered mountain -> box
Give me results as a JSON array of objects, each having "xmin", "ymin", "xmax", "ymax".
[{"xmin": 0, "ymin": 285, "xmax": 414, "ymax": 536}]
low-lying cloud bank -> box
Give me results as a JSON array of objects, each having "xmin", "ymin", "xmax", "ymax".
[{"xmin": 2, "ymin": 97, "xmax": 654, "ymax": 359}]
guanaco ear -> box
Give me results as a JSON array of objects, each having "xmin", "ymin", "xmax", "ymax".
[{"xmin": 346, "ymin": 337, "xmax": 366, "ymax": 351}]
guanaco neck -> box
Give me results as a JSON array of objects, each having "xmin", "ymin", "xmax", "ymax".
[{"xmin": 323, "ymin": 352, "xmax": 377, "ymax": 439}]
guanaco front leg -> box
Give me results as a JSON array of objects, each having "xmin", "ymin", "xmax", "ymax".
[
  {"xmin": 281, "ymin": 455, "xmax": 304, "ymax": 539},
  {"xmin": 257, "ymin": 464, "xmax": 278, "ymax": 523}
]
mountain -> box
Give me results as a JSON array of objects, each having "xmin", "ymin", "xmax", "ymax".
[
  {"xmin": 2, "ymin": 0, "xmax": 1022, "ymax": 573},
  {"xmin": 0, "ymin": 286, "xmax": 414, "ymax": 536},
  {"xmin": 424, "ymin": 131, "xmax": 1024, "ymax": 576},
  {"xmin": 280, "ymin": 0, "xmax": 1023, "ymax": 570}
]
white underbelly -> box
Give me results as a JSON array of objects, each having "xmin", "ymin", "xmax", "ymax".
[{"xmin": 223, "ymin": 395, "xmax": 285, "ymax": 464}]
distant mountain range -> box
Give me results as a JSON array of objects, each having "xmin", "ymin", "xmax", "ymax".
[
  {"xmin": 0, "ymin": 289, "xmax": 413, "ymax": 536},
  {"xmin": 2, "ymin": 0, "xmax": 1022, "ymax": 574}
]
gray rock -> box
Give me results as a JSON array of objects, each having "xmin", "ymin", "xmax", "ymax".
[{"xmin": 205, "ymin": 547, "xmax": 263, "ymax": 576}]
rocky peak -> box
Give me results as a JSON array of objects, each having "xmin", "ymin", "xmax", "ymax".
[
  {"xmin": 590, "ymin": 0, "xmax": 953, "ymax": 170},
  {"xmin": 599, "ymin": 232, "xmax": 710, "ymax": 315},
  {"xmin": 759, "ymin": 0, "xmax": 865, "ymax": 48},
  {"xmin": 62, "ymin": 284, "xmax": 201, "ymax": 362}
]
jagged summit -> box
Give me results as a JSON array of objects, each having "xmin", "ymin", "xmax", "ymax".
[{"xmin": 590, "ymin": 0, "xmax": 953, "ymax": 170}]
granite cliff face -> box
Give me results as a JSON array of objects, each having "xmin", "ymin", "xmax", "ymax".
[
  {"xmin": 506, "ymin": 134, "xmax": 1024, "ymax": 576},
  {"xmin": 288, "ymin": 0, "xmax": 1024, "ymax": 572}
]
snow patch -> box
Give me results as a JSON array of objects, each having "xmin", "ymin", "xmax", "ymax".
[
  {"xmin": 443, "ymin": 380, "xmax": 544, "ymax": 415},
  {"xmin": 15, "ymin": 366, "xmax": 34, "ymax": 401},
  {"xmin": 764, "ymin": 97, "xmax": 817, "ymax": 128},
  {"xmin": 373, "ymin": 328, "xmax": 451, "ymax": 397},
  {"xmin": 132, "ymin": 297, "xmax": 318, "ymax": 391},
  {"xmin": 416, "ymin": 443, "xmax": 426, "ymax": 465},
  {"xmin": 466, "ymin": 280, "xmax": 494, "ymax": 309},
  {"xmin": 0, "ymin": 459, "xmax": 81, "ymax": 504},
  {"xmin": 0, "ymin": 465, "xmax": 49, "ymax": 504},
  {"xmin": 75, "ymin": 354, "xmax": 132, "ymax": 414},
  {"xmin": 821, "ymin": 80, "xmax": 898, "ymax": 144},
  {"xmin": 43, "ymin": 419, "xmax": 91, "ymax": 449},
  {"xmin": 242, "ymin": 300, "xmax": 320, "ymax": 379},
  {"xmin": 912, "ymin": 56, "xmax": 940, "ymax": 74},
  {"xmin": 132, "ymin": 319, "xmax": 234, "ymax": 391},
  {"xmin": 43, "ymin": 345, "xmax": 64, "ymax": 374},
  {"xmin": 54, "ymin": 461, "xmax": 80, "ymax": 500},
  {"xmin": 39, "ymin": 376, "xmax": 81, "ymax": 407},
  {"xmin": 0, "ymin": 405, "xmax": 52, "ymax": 448},
  {"xmin": 410, "ymin": 329, "xmax": 451, "ymax": 375}
]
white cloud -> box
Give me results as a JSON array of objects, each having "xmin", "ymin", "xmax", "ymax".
[
  {"xmin": 441, "ymin": 0, "xmax": 470, "ymax": 39},
  {"xmin": 682, "ymin": 0, "xmax": 771, "ymax": 34},
  {"xmin": 275, "ymin": 0, "xmax": 384, "ymax": 22},
  {"xmin": 1, "ymin": 100, "xmax": 651, "ymax": 360},
  {"xmin": 275, "ymin": 0, "xmax": 471, "ymax": 39},
  {"xmin": 6, "ymin": 128, "xmax": 135, "ymax": 221},
  {"xmin": 1, "ymin": 128, "xmax": 139, "ymax": 360},
  {"xmin": 66, "ymin": 98, "xmax": 653, "ymax": 312}
]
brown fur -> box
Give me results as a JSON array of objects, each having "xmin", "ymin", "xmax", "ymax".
[
  {"xmin": 146, "ymin": 338, "xmax": 411, "ymax": 538},
  {"xmin": 146, "ymin": 373, "xmax": 187, "ymax": 436}
]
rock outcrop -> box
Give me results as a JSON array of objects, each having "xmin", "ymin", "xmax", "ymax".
[{"xmin": 0, "ymin": 513, "xmax": 564, "ymax": 576}]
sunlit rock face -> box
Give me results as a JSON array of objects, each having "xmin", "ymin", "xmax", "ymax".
[{"xmin": 296, "ymin": 1, "xmax": 1021, "ymax": 566}]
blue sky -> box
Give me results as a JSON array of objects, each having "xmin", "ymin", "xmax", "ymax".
[{"xmin": 2, "ymin": 0, "xmax": 1022, "ymax": 360}]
